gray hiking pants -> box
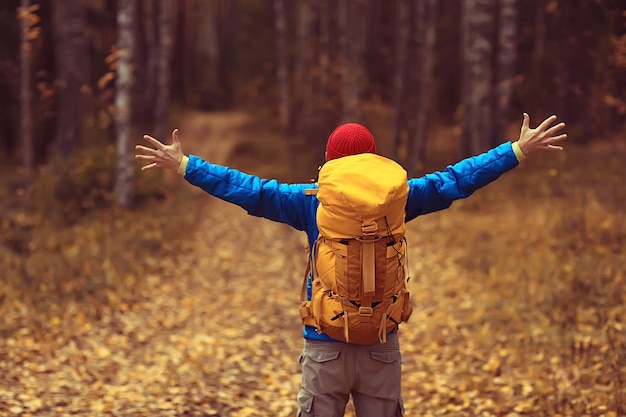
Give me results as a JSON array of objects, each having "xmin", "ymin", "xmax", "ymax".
[{"xmin": 296, "ymin": 331, "xmax": 404, "ymax": 417}]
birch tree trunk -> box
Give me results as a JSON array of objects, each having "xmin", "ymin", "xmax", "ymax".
[
  {"xmin": 462, "ymin": 0, "xmax": 496, "ymax": 155},
  {"xmin": 19, "ymin": 0, "xmax": 34, "ymax": 182},
  {"xmin": 154, "ymin": 0, "xmax": 172, "ymax": 142},
  {"xmin": 50, "ymin": 0, "xmax": 87, "ymax": 157},
  {"xmin": 494, "ymin": 0, "xmax": 518, "ymax": 145},
  {"xmin": 114, "ymin": 0, "xmax": 137, "ymax": 207},
  {"xmin": 391, "ymin": 0, "xmax": 411, "ymax": 162},
  {"xmin": 409, "ymin": 0, "xmax": 437, "ymax": 173}
]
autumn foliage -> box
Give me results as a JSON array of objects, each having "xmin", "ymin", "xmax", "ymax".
[{"xmin": 0, "ymin": 114, "xmax": 624, "ymax": 416}]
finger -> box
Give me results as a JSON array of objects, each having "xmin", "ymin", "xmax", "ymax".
[
  {"xmin": 143, "ymin": 134, "xmax": 166, "ymax": 150},
  {"xmin": 135, "ymin": 144, "xmax": 160, "ymax": 155},
  {"xmin": 172, "ymin": 129, "xmax": 180, "ymax": 144},
  {"xmin": 550, "ymin": 133, "xmax": 568, "ymax": 142},
  {"xmin": 522, "ymin": 113, "xmax": 530, "ymax": 131},
  {"xmin": 135, "ymin": 154, "xmax": 157, "ymax": 162},
  {"xmin": 537, "ymin": 115, "xmax": 558, "ymax": 132},
  {"xmin": 544, "ymin": 122, "xmax": 566, "ymax": 137},
  {"xmin": 547, "ymin": 144, "xmax": 564, "ymax": 151},
  {"xmin": 141, "ymin": 162, "xmax": 158, "ymax": 171}
]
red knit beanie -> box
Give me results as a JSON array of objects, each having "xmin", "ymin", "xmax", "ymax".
[{"xmin": 325, "ymin": 123, "xmax": 378, "ymax": 161}]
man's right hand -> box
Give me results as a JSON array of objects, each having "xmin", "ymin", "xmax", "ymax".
[{"xmin": 135, "ymin": 129, "xmax": 184, "ymax": 171}]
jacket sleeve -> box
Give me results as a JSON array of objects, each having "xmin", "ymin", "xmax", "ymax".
[
  {"xmin": 405, "ymin": 142, "xmax": 519, "ymax": 221},
  {"xmin": 183, "ymin": 155, "xmax": 315, "ymax": 231}
]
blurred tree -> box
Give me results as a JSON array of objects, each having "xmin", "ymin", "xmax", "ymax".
[
  {"xmin": 294, "ymin": 0, "xmax": 313, "ymax": 133},
  {"xmin": 363, "ymin": 0, "xmax": 387, "ymax": 96},
  {"xmin": 114, "ymin": 0, "xmax": 136, "ymax": 207},
  {"xmin": 339, "ymin": 0, "xmax": 367, "ymax": 122},
  {"xmin": 133, "ymin": 0, "xmax": 156, "ymax": 130},
  {"xmin": 317, "ymin": 0, "xmax": 333, "ymax": 124},
  {"xmin": 408, "ymin": 0, "xmax": 437, "ymax": 174},
  {"xmin": 153, "ymin": 0, "xmax": 172, "ymax": 142},
  {"xmin": 210, "ymin": 0, "xmax": 237, "ymax": 108},
  {"xmin": 172, "ymin": 0, "xmax": 191, "ymax": 105},
  {"xmin": 184, "ymin": 0, "xmax": 236, "ymax": 109},
  {"xmin": 18, "ymin": 1, "xmax": 39, "ymax": 182},
  {"xmin": 0, "ymin": 0, "xmax": 625, "ymax": 179},
  {"xmin": 391, "ymin": 0, "xmax": 411, "ymax": 163},
  {"xmin": 556, "ymin": 0, "xmax": 595, "ymax": 143},
  {"xmin": 461, "ymin": 0, "xmax": 496, "ymax": 155},
  {"xmin": 272, "ymin": 0, "xmax": 291, "ymax": 136},
  {"xmin": 607, "ymin": 2, "xmax": 626, "ymax": 129},
  {"xmin": 526, "ymin": 0, "xmax": 547, "ymax": 116},
  {"xmin": 50, "ymin": 0, "xmax": 88, "ymax": 157},
  {"xmin": 0, "ymin": 0, "xmax": 19, "ymax": 159},
  {"xmin": 494, "ymin": 0, "xmax": 518, "ymax": 145},
  {"xmin": 588, "ymin": 0, "xmax": 625, "ymax": 133}
]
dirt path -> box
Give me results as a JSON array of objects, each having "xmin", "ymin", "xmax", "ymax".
[{"xmin": 160, "ymin": 111, "xmax": 308, "ymax": 416}]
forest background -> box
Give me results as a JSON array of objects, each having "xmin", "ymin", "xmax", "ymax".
[{"xmin": 0, "ymin": 0, "xmax": 625, "ymax": 416}]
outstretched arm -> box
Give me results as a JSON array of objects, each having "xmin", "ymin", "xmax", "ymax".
[
  {"xmin": 134, "ymin": 129, "xmax": 316, "ymax": 231},
  {"xmin": 405, "ymin": 114, "xmax": 567, "ymax": 221}
]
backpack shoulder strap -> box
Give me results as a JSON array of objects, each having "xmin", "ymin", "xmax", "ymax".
[{"xmin": 300, "ymin": 258, "xmax": 310, "ymax": 302}]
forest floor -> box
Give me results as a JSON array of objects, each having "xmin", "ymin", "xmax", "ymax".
[{"xmin": 0, "ymin": 111, "xmax": 625, "ymax": 417}]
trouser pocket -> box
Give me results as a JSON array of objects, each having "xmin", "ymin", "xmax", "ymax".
[
  {"xmin": 296, "ymin": 390, "xmax": 314, "ymax": 417},
  {"xmin": 397, "ymin": 398, "xmax": 405, "ymax": 416},
  {"xmin": 298, "ymin": 341, "xmax": 349, "ymax": 416}
]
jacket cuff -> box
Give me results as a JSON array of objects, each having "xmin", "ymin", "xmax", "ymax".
[
  {"xmin": 512, "ymin": 142, "xmax": 526, "ymax": 163},
  {"xmin": 177, "ymin": 155, "xmax": 189, "ymax": 176}
]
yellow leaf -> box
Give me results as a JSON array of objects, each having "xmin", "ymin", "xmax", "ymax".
[
  {"xmin": 98, "ymin": 72, "xmax": 115, "ymax": 90},
  {"xmin": 522, "ymin": 382, "xmax": 534, "ymax": 395},
  {"xmin": 9, "ymin": 406, "xmax": 23, "ymax": 414},
  {"xmin": 482, "ymin": 355, "xmax": 501, "ymax": 373}
]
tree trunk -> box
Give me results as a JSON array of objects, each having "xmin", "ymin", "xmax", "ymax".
[
  {"xmin": 494, "ymin": 0, "xmax": 518, "ymax": 145},
  {"xmin": 316, "ymin": 0, "xmax": 333, "ymax": 128},
  {"xmin": 409, "ymin": 0, "xmax": 437, "ymax": 174},
  {"xmin": 194, "ymin": 0, "xmax": 237, "ymax": 109},
  {"xmin": 558, "ymin": 0, "xmax": 594, "ymax": 143},
  {"xmin": 531, "ymin": 0, "xmax": 546, "ymax": 114},
  {"xmin": 133, "ymin": 0, "xmax": 156, "ymax": 130},
  {"xmin": 19, "ymin": 0, "xmax": 35, "ymax": 182},
  {"xmin": 153, "ymin": 0, "xmax": 172, "ymax": 141},
  {"xmin": 364, "ymin": 0, "xmax": 385, "ymax": 92},
  {"xmin": 171, "ymin": 0, "xmax": 197, "ymax": 106},
  {"xmin": 391, "ymin": 0, "xmax": 411, "ymax": 163},
  {"xmin": 294, "ymin": 0, "xmax": 314, "ymax": 133},
  {"xmin": 462, "ymin": 0, "xmax": 496, "ymax": 155},
  {"xmin": 50, "ymin": 0, "xmax": 88, "ymax": 157},
  {"xmin": 339, "ymin": 0, "xmax": 367, "ymax": 122},
  {"xmin": 114, "ymin": 0, "xmax": 137, "ymax": 207},
  {"xmin": 272, "ymin": 0, "xmax": 291, "ymax": 134}
]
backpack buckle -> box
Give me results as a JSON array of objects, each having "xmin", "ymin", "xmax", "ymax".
[
  {"xmin": 361, "ymin": 222, "xmax": 378, "ymax": 236},
  {"xmin": 359, "ymin": 306, "xmax": 373, "ymax": 316}
]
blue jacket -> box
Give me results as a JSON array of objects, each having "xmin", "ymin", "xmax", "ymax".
[{"xmin": 184, "ymin": 142, "xmax": 520, "ymax": 341}]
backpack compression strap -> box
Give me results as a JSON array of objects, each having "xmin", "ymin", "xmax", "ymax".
[{"xmin": 358, "ymin": 221, "xmax": 379, "ymax": 322}]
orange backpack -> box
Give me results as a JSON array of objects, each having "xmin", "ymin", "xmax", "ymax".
[{"xmin": 299, "ymin": 153, "xmax": 413, "ymax": 345}]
